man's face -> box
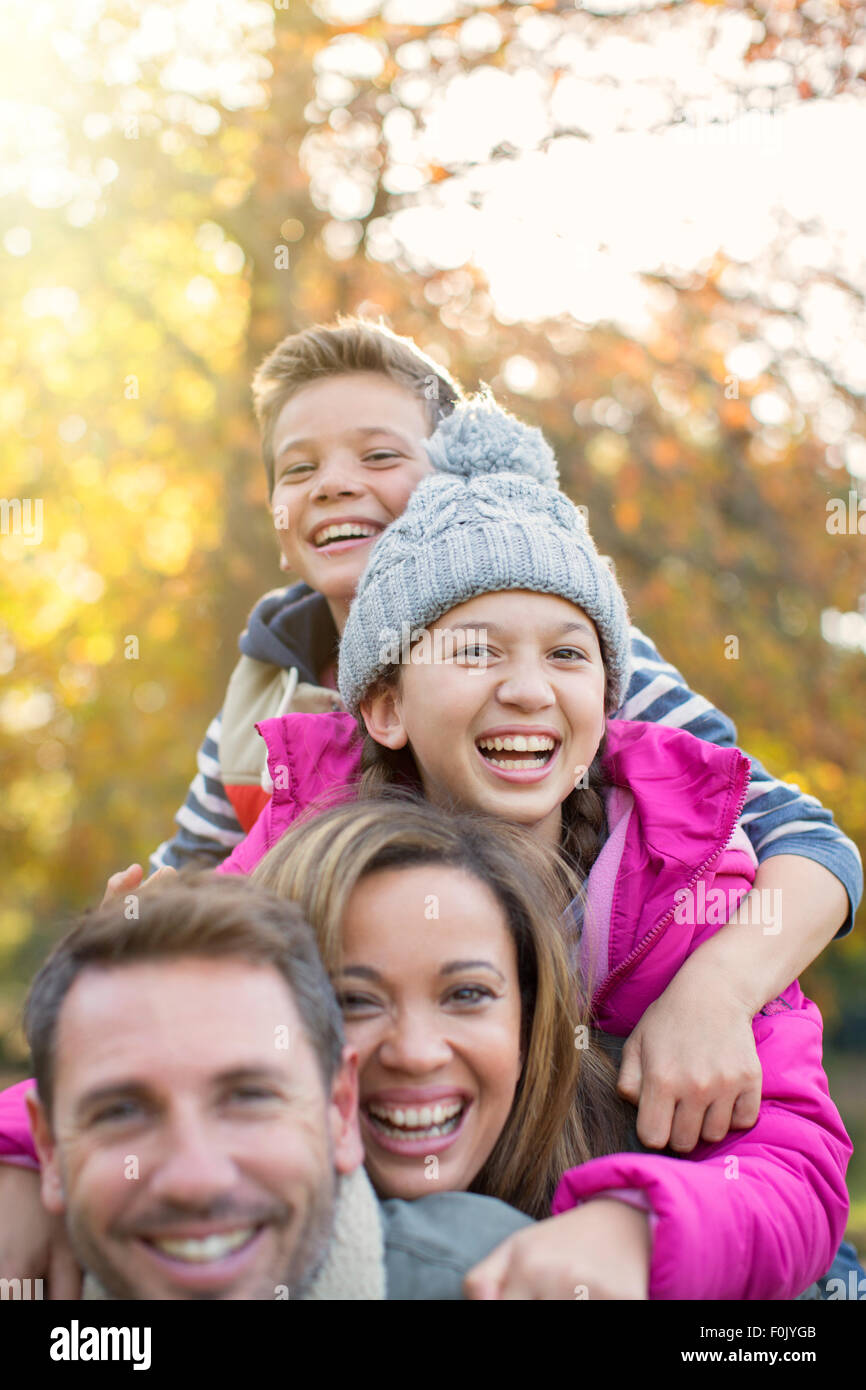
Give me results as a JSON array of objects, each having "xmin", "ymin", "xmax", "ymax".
[
  {"xmin": 29, "ymin": 957, "xmax": 361, "ymax": 1300},
  {"xmin": 269, "ymin": 372, "xmax": 434, "ymax": 630}
]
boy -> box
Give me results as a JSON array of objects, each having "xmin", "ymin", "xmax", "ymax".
[{"xmin": 152, "ymin": 321, "xmax": 460, "ymax": 860}]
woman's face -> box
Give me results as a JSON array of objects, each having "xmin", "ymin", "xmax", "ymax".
[
  {"xmin": 361, "ymin": 590, "xmax": 607, "ymax": 846},
  {"xmin": 334, "ymin": 864, "xmax": 523, "ymax": 1200}
]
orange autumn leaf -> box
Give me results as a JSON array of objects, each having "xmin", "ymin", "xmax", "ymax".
[{"xmin": 651, "ymin": 437, "xmax": 680, "ymax": 470}]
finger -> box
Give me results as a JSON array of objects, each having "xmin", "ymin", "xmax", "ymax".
[
  {"xmin": 729, "ymin": 1083, "xmax": 761, "ymax": 1132},
  {"xmin": 101, "ymin": 864, "xmax": 143, "ymax": 907},
  {"xmin": 616, "ymin": 1040, "xmax": 643, "ymax": 1105},
  {"xmin": 463, "ymin": 1241, "xmax": 510, "ymax": 1300},
  {"xmin": 500, "ymin": 1261, "xmax": 566, "ymax": 1301},
  {"xmin": 635, "ymin": 1085, "xmax": 676, "ymax": 1150},
  {"xmin": 668, "ymin": 1097, "xmax": 710, "ymax": 1154},
  {"xmin": 141, "ymin": 866, "xmax": 178, "ymax": 894},
  {"xmin": 463, "ymin": 1274, "xmax": 500, "ymax": 1301},
  {"xmin": 698, "ymin": 1096, "xmax": 737, "ymax": 1146}
]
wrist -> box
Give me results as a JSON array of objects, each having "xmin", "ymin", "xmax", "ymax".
[
  {"xmin": 584, "ymin": 1198, "xmax": 652, "ymax": 1294},
  {"xmin": 584, "ymin": 1197, "xmax": 651, "ymax": 1248},
  {"xmin": 672, "ymin": 932, "xmax": 765, "ymax": 1018}
]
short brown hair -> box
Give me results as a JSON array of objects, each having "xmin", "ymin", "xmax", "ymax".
[
  {"xmin": 24, "ymin": 873, "xmax": 344, "ymax": 1122},
  {"xmin": 252, "ymin": 317, "xmax": 462, "ymax": 493}
]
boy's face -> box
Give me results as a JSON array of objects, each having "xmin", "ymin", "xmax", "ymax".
[{"xmin": 270, "ymin": 373, "xmax": 434, "ymax": 628}]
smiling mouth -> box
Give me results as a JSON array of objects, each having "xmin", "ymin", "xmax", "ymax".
[
  {"xmin": 143, "ymin": 1227, "xmax": 261, "ymax": 1264},
  {"xmin": 476, "ymin": 734, "xmax": 558, "ymax": 771},
  {"xmin": 312, "ymin": 522, "xmax": 381, "ymax": 548},
  {"xmin": 366, "ymin": 1099, "xmax": 465, "ymax": 1142}
]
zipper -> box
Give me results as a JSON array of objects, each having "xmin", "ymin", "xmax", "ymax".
[{"xmin": 590, "ymin": 754, "xmax": 752, "ymax": 1017}]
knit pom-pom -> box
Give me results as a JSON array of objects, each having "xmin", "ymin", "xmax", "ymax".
[{"xmin": 424, "ymin": 391, "xmax": 559, "ymax": 487}]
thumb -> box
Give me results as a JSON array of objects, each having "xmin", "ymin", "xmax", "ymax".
[
  {"xmin": 617, "ymin": 1035, "xmax": 643, "ymax": 1104},
  {"xmin": 463, "ymin": 1238, "xmax": 512, "ymax": 1301}
]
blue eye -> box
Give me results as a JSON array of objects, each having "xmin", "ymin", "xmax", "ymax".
[
  {"xmin": 336, "ymin": 992, "xmax": 383, "ymax": 1016},
  {"xmin": 448, "ymin": 985, "xmax": 495, "ymax": 1006},
  {"xmin": 92, "ymin": 1100, "xmax": 142, "ymax": 1125},
  {"xmin": 228, "ymin": 1087, "xmax": 279, "ymax": 1105}
]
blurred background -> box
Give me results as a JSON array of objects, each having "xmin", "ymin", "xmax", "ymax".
[{"xmin": 1, "ymin": 0, "xmax": 864, "ymax": 1245}]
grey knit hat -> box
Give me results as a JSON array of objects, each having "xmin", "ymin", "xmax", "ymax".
[
  {"xmin": 338, "ymin": 401, "xmax": 631, "ymax": 716},
  {"xmin": 424, "ymin": 389, "xmax": 559, "ymax": 486}
]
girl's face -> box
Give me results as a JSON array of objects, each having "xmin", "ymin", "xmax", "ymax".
[
  {"xmin": 334, "ymin": 864, "xmax": 523, "ymax": 1200},
  {"xmin": 361, "ymin": 590, "xmax": 607, "ymax": 845}
]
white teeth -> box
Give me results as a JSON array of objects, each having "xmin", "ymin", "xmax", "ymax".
[
  {"xmin": 368, "ymin": 1111, "xmax": 463, "ymax": 1142},
  {"xmin": 315, "ymin": 522, "xmax": 377, "ymax": 546},
  {"xmin": 368, "ymin": 1099, "xmax": 463, "ymax": 1132},
  {"xmin": 477, "ymin": 735, "xmax": 556, "ymax": 754},
  {"xmin": 151, "ymin": 1228, "xmax": 255, "ymax": 1263}
]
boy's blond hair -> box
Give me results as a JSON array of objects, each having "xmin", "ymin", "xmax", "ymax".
[{"xmin": 252, "ymin": 317, "xmax": 462, "ymax": 493}]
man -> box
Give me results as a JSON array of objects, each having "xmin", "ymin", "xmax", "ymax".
[{"xmin": 20, "ymin": 874, "xmax": 530, "ymax": 1300}]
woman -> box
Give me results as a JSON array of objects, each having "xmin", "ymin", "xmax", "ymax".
[{"xmin": 253, "ymin": 794, "xmax": 631, "ymax": 1219}]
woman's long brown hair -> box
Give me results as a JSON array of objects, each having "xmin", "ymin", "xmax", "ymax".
[{"xmin": 252, "ymin": 795, "xmax": 631, "ymax": 1220}]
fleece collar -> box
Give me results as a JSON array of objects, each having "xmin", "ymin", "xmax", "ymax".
[{"xmin": 239, "ymin": 582, "xmax": 339, "ymax": 684}]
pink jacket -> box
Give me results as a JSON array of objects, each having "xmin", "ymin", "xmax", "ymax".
[{"xmin": 0, "ymin": 716, "xmax": 851, "ymax": 1300}]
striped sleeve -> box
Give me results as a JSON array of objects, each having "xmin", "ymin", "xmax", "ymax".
[
  {"xmin": 616, "ymin": 626, "xmax": 862, "ymax": 935},
  {"xmin": 149, "ymin": 713, "xmax": 246, "ymax": 873}
]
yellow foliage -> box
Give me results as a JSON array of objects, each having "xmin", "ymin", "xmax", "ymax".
[
  {"xmin": 143, "ymin": 516, "xmax": 194, "ymax": 576},
  {"xmin": 0, "ymin": 908, "xmax": 32, "ymax": 959}
]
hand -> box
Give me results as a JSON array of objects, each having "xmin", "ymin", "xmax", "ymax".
[
  {"xmin": 101, "ymin": 863, "xmax": 177, "ymax": 907},
  {"xmin": 617, "ymin": 966, "xmax": 762, "ymax": 1152},
  {"xmin": 0, "ymin": 1164, "xmax": 82, "ymax": 1300},
  {"xmin": 463, "ymin": 1200, "xmax": 651, "ymax": 1301}
]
